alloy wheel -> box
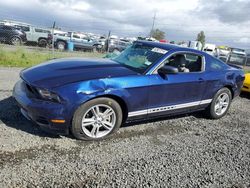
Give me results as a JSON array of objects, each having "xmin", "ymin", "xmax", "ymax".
[
  {"xmin": 81, "ymin": 104, "xmax": 116, "ymax": 138},
  {"xmin": 214, "ymin": 93, "xmax": 230, "ymax": 116},
  {"xmin": 57, "ymin": 43, "xmax": 65, "ymax": 50}
]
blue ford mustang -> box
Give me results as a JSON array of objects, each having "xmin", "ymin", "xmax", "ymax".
[{"xmin": 13, "ymin": 41, "xmax": 245, "ymax": 140}]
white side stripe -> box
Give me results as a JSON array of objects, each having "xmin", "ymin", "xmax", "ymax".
[
  {"xmin": 128, "ymin": 99, "xmax": 212, "ymax": 117},
  {"xmin": 200, "ymin": 99, "xmax": 212, "ymax": 105}
]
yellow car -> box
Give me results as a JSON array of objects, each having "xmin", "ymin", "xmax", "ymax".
[{"xmin": 242, "ymin": 73, "xmax": 250, "ymax": 93}]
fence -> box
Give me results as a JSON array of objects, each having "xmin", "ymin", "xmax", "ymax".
[
  {"xmin": 1, "ymin": 19, "xmax": 250, "ymax": 69},
  {"xmin": 0, "ymin": 20, "xmax": 120, "ymax": 56}
]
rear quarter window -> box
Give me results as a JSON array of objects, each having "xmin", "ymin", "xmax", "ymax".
[{"xmin": 208, "ymin": 58, "xmax": 228, "ymax": 71}]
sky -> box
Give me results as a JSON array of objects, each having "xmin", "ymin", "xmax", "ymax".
[{"xmin": 0, "ymin": 0, "xmax": 250, "ymax": 48}]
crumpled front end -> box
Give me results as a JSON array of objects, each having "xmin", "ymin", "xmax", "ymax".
[{"xmin": 12, "ymin": 79, "xmax": 70, "ymax": 135}]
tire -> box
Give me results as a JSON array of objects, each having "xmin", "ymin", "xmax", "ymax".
[
  {"xmin": 57, "ymin": 41, "xmax": 66, "ymax": 50},
  {"xmin": 10, "ymin": 36, "xmax": 21, "ymax": 46},
  {"xmin": 113, "ymin": 48, "xmax": 120, "ymax": 54},
  {"xmin": 38, "ymin": 38, "xmax": 47, "ymax": 48},
  {"xmin": 92, "ymin": 46, "xmax": 97, "ymax": 53},
  {"xmin": 71, "ymin": 97, "xmax": 123, "ymax": 140},
  {"xmin": 204, "ymin": 87, "xmax": 232, "ymax": 119}
]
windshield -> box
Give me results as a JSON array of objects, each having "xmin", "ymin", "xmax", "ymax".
[
  {"xmin": 228, "ymin": 53, "xmax": 247, "ymax": 66},
  {"xmin": 112, "ymin": 42, "xmax": 167, "ymax": 74}
]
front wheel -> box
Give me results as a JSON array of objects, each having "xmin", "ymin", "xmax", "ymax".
[
  {"xmin": 57, "ymin": 41, "xmax": 66, "ymax": 50},
  {"xmin": 71, "ymin": 98, "xmax": 123, "ymax": 140},
  {"xmin": 11, "ymin": 36, "xmax": 21, "ymax": 45},
  {"xmin": 205, "ymin": 87, "xmax": 232, "ymax": 119},
  {"xmin": 92, "ymin": 46, "xmax": 97, "ymax": 52}
]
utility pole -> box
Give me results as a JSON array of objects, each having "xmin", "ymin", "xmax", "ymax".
[
  {"xmin": 52, "ymin": 21, "xmax": 56, "ymax": 58},
  {"xmin": 149, "ymin": 11, "xmax": 156, "ymax": 38},
  {"xmin": 107, "ymin": 30, "xmax": 111, "ymax": 53}
]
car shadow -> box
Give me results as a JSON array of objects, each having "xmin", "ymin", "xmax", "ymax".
[
  {"xmin": 0, "ymin": 96, "xmax": 206, "ymax": 139},
  {"xmin": 0, "ymin": 96, "xmax": 60, "ymax": 138},
  {"xmin": 240, "ymin": 92, "xmax": 250, "ymax": 99},
  {"xmin": 123, "ymin": 111, "xmax": 204, "ymax": 128}
]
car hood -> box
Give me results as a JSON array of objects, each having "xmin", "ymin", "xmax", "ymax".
[{"xmin": 20, "ymin": 58, "xmax": 137, "ymax": 89}]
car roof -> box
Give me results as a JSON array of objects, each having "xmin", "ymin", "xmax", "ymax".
[{"xmin": 0, "ymin": 25, "xmax": 15, "ymax": 29}]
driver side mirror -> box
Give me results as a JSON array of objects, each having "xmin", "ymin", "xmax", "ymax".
[{"xmin": 158, "ymin": 65, "xmax": 178, "ymax": 78}]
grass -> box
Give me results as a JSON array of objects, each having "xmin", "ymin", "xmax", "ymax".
[
  {"xmin": 1, "ymin": 45, "xmax": 250, "ymax": 73},
  {"xmin": 0, "ymin": 46, "xmax": 104, "ymax": 67}
]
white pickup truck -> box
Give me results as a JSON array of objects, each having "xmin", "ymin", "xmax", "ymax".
[
  {"xmin": 203, "ymin": 43, "xmax": 216, "ymax": 56},
  {"xmin": 53, "ymin": 32, "xmax": 103, "ymax": 51},
  {"xmin": 226, "ymin": 48, "xmax": 247, "ymax": 67}
]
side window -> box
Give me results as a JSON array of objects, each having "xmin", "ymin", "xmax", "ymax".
[
  {"xmin": 22, "ymin": 26, "xmax": 30, "ymax": 32},
  {"xmin": 208, "ymin": 59, "xmax": 227, "ymax": 71},
  {"xmin": 16, "ymin": 26, "xmax": 30, "ymax": 32},
  {"xmin": 2, "ymin": 26, "xmax": 12, "ymax": 30},
  {"xmin": 164, "ymin": 53, "xmax": 203, "ymax": 73},
  {"xmin": 72, "ymin": 34, "xmax": 81, "ymax": 39},
  {"xmin": 35, "ymin": 28, "xmax": 50, "ymax": 33},
  {"xmin": 82, "ymin": 37, "xmax": 90, "ymax": 41}
]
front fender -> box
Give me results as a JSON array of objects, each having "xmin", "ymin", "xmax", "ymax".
[{"xmin": 55, "ymin": 78, "xmax": 131, "ymax": 119}]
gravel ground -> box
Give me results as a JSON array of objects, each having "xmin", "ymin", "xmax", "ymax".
[{"xmin": 0, "ymin": 67, "xmax": 249, "ymax": 188}]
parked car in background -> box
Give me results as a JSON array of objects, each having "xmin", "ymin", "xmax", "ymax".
[
  {"xmin": 226, "ymin": 48, "xmax": 247, "ymax": 67},
  {"xmin": 242, "ymin": 73, "xmax": 250, "ymax": 93},
  {"xmin": 53, "ymin": 32, "xmax": 102, "ymax": 51},
  {"xmin": 188, "ymin": 41, "xmax": 202, "ymax": 51},
  {"xmin": 1, "ymin": 20, "xmax": 51, "ymax": 47},
  {"xmin": 0, "ymin": 25, "xmax": 27, "ymax": 45},
  {"xmin": 246, "ymin": 50, "xmax": 250, "ymax": 66},
  {"xmin": 107, "ymin": 39, "xmax": 130, "ymax": 52},
  {"xmin": 13, "ymin": 41, "xmax": 245, "ymax": 140},
  {"xmin": 98, "ymin": 36, "xmax": 106, "ymax": 46},
  {"xmin": 203, "ymin": 43, "xmax": 216, "ymax": 56},
  {"xmin": 215, "ymin": 46, "xmax": 231, "ymax": 62}
]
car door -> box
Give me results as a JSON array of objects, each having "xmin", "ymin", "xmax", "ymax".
[
  {"xmin": 82, "ymin": 37, "xmax": 94, "ymax": 48},
  {"xmin": 23, "ymin": 26, "xmax": 32, "ymax": 42},
  {"xmin": 71, "ymin": 34, "xmax": 82, "ymax": 48},
  {"xmin": 147, "ymin": 52, "xmax": 207, "ymax": 118}
]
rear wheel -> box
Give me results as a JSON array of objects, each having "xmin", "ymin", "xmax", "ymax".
[
  {"xmin": 71, "ymin": 98, "xmax": 123, "ymax": 140},
  {"xmin": 205, "ymin": 87, "xmax": 232, "ymax": 119},
  {"xmin": 113, "ymin": 48, "xmax": 120, "ymax": 53},
  {"xmin": 38, "ymin": 38, "xmax": 48, "ymax": 47}
]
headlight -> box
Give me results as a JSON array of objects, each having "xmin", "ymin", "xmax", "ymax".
[{"xmin": 37, "ymin": 88, "xmax": 61, "ymax": 102}]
